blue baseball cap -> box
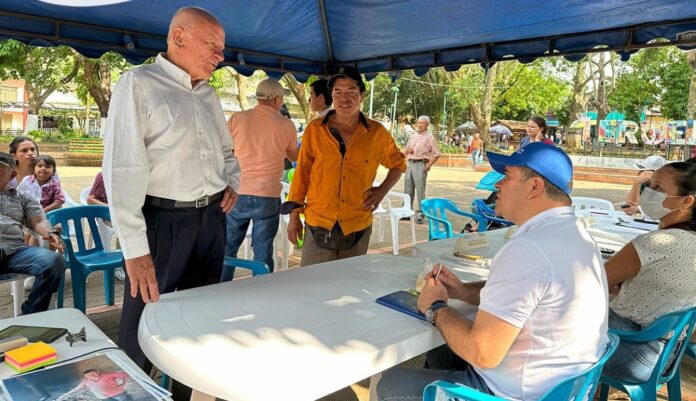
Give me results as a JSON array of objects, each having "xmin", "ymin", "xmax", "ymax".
[{"xmin": 486, "ymin": 142, "xmax": 573, "ymax": 195}]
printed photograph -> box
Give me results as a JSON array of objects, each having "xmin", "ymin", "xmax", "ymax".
[{"xmin": 1, "ymin": 354, "xmax": 161, "ymax": 401}]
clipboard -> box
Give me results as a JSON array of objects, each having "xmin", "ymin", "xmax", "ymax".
[{"xmin": 376, "ymin": 290, "xmax": 426, "ymax": 321}]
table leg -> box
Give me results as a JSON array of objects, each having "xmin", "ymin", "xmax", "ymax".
[
  {"xmin": 368, "ymin": 372, "xmax": 382, "ymax": 401},
  {"xmin": 190, "ymin": 389, "xmax": 216, "ymax": 401}
]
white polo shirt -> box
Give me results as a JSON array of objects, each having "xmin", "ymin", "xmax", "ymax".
[{"xmin": 476, "ymin": 206, "xmax": 609, "ymax": 401}]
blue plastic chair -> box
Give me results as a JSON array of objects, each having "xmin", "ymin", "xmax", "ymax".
[
  {"xmin": 423, "ymin": 333, "xmax": 620, "ymax": 401},
  {"xmin": 599, "ymin": 307, "xmax": 696, "ymax": 401},
  {"xmin": 46, "ymin": 206, "xmax": 123, "ymax": 312},
  {"xmin": 470, "ymin": 198, "xmax": 514, "ymax": 229},
  {"xmin": 420, "ymin": 198, "xmax": 487, "ymax": 240},
  {"xmin": 685, "ymin": 342, "xmax": 696, "ymax": 361},
  {"xmin": 474, "ymin": 171, "xmax": 505, "ymax": 192},
  {"xmin": 223, "ymin": 257, "xmax": 270, "ymax": 277}
]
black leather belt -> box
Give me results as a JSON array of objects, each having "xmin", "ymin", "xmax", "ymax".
[
  {"xmin": 146, "ymin": 191, "xmax": 223, "ymax": 209},
  {"xmin": 408, "ymin": 159, "xmax": 426, "ymax": 163}
]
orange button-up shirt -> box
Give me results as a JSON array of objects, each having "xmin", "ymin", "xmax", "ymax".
[{"xmin": 288, "ymin": 111, "xmax": 406, "ymax": 234}]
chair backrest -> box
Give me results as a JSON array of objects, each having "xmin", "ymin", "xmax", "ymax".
[
  {"xmin": 421, "ymin": 198, "xmax": 457, "ymax": 240},
  {"xmin": 79, "ymin": 186, "xmax": 91, "ymax": 205},
  {"xmin": 422, "ymin": 334, "xmax": 620, "ymax": 401},
  {"xmin": 280, "ymin": 181, "xmax": 290, "ymax": 202},
  {"xmin": 471, "ymin": 198, "xmax": 496, "ymax": 218},
  {"xmin": 46, "ymin": 206, "xmax": 111, "ymax": 258},
  {"xmin": 223, "ymin": 257, "xmax": 269, "ymax": 276},
  {"xmin": 572, "ymin": 196, "xmax": 615, "ymax": 211},
  {"xmin": 475, "ymin": 170, "xmax": 505, "ymax": 192},
  {"xmin": 62, "ymin": 190, "xmax": 79, "ymax": 208},
  {"xmin": 539, "ymin": 333, "xmax": 620, "ymax": 400},
  {"xmin": 610, "ymin": 306, "xmax": 696, "ymax": 386}
]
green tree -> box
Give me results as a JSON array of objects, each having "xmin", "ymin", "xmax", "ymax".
[
  {"xmin": 659, "ymin": 50, "xmax": 691, "ymax": 120},
  {"xmin": 609, "ymin": 48, "xmax": 666, "ymax": 122},
  {"xmin": 75, "ymin": 52, "xmax": 130, "ymax": 118},
  {"xmin": 0, "ymin": 40, "xmax": 79, "ymax": 114},
  {"xmin": 493, "ymin": 60, "xmax": 571, "ymax": 121}
]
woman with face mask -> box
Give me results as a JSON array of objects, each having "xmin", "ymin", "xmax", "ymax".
[{"xmin": 601, "ymin": 158, "xmax": 696, "ymax": 383}]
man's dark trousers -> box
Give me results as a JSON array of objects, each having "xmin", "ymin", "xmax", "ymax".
[{"xmin": 118, "ymin": 199, "xmax": 226, "ymax": 400}]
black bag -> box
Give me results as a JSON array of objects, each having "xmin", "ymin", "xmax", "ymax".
[{"xmin": 307, "ymin": 224, "xmax": 368, "ymax": 251}]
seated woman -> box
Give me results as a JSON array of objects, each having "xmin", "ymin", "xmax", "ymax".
[
  {"xmin": 603, "ymin": 158, "xmax": 696, "ymax": 383},
  {"xmin": 620, "ymin": 155, "xmax": 667, "ymax": 215}
]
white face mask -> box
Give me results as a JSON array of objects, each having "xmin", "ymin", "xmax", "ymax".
[{"xmin": 639, "ymin": 187, "xmax": 681, "ymax": 220}]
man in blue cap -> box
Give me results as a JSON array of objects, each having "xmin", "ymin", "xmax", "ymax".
[{"xmin": 377, "ymin": 143, "xmax": 610, "ymax": 401}]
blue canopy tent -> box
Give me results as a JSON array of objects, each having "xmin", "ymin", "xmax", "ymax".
[{"xmin": 1, "ymin": 0, "xmax": 696, "ymax": 81}]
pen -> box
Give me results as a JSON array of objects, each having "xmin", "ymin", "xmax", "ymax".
[{"xmin": 435, "ymin": 265, "xmax": 443, "ymax": 281}]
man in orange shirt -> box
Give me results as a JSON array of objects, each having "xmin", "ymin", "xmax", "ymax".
[
  {"xmin": 470, "ymin": 132, "xmax": 484, "ymax": 167},
  {"xmin": 225, "ymin": 79, "xmax": 298, "ymax": 276},
  {"xmin": 284, "ymin": 66, "xmax": 406, "ymax": 266}
]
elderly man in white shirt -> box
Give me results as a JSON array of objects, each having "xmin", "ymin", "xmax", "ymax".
[
  {"xmin": 377, "ymin": 143, "xmax": 609, "ymax": 401},
  {"xmin": 102, "ymin": 7, "xmax": 239, "ymax": 397}
]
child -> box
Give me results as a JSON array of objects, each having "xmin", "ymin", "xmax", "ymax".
[{"xmin": 19, "ymin": 155, "xmax": 64, "ymax": 213}]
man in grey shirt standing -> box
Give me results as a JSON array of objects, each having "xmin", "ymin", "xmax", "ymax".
[
  {"xmin": 0, "ymin": 152, "xmax": 65, "ymax": 315},
  {"xmin": 102, "ymin": 7, "xmax": 240, "ymax": 395}
]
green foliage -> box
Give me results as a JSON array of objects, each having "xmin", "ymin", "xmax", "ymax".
[
  {"xmin": 609, "ymin": 47, "xmax": 691, "ymax": 121},
  {"xmin": 492, "ymin": 60, "xmax": 571, "ymax": 121},
  {"xmin": 27, "ymin": 129, "xmax": 87, "ymax": 143},
  {"xmin": 659, "ymin": 51, "xmax": 691, "ymax": 119},
  {"xmin": 438, "ymin": 144, "xmax": 467, "ymax": 154},
  {"xmin": 0, "ymin": 40, "xmax": 78, "ymax": 112}
]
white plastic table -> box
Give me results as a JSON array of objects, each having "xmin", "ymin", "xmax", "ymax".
[
  {"xmin": 0, "ymin": 308, "xmax": 117, "ymax": 380},
  {"xmin": 138, "ymin": 254, "xmax": 477, "ymax": 401},
  {"xmin": 0, "ymin": 308, "xmax": 163, "ymax": 400},
  {"xmin": 414, "ymin": 218, "xmax": 646, "ymax": 280}
]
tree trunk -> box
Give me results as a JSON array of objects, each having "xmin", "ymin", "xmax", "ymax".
[
  {"xmin": 596, "ymin": 52, "xmax": 609, "ymax": 122},
  {"xmin": 81, "ymin": 57, "xmax": 112, "ymax": 118},
  {"xmin": 479, "ymin": 63, "xmax": 498, "ymax": 149},
  {"xmin": 229, "ymin": 69, "xmax": 249, "ymax": 111},
  {"xmin": 687, "ymin": 50, "xmax": 696, "ymax": 120},
  {"xmin": 568, "ymin": 60, "xmax": 589, "ymax": 124},
  {"xmin": 282, "ymin": 75, "xmax": 310, "ymax": 120}
]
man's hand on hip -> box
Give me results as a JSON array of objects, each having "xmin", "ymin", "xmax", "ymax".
[
  {"xmin": 363, "ymin": 186, "xmax": 388, "ymax": 211},
  {"xmin": 125, "ymin": 254, "xmax": 160, "ymax": 303},
  {"xmin": 220, "ymin": 186, "xmax": 238, "ymax": 213}
]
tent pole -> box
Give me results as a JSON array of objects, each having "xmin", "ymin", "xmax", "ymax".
[{"xmin": 369, "ymin": 82, "xmax": 374, "ymax": 118}]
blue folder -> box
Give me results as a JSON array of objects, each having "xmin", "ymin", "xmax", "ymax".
[{"xmin": 376, "ymin": 291, "xmax": 426, "ymax": 321}]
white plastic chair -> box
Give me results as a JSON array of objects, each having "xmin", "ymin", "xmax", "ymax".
[
  {"xmin": 79, "ymin": 186, "xmax": 91, "ymax": 205},
  {"xmin": 3, "ymin": 273, "xmax": 30, "ymax": 317},
  {"xmin": 275, "ymin": 182, "xmax": 293, "ymax": 271},
  {"xmin": 374, "ymin": 190, "xmax": 417, "ymax": 255},
  {"xmin": 62, "ymin": 190, "xmax": 79, "ymax": 208},
  {"xmin": 572, "ymin": 196, "xmax": 615, "ymax": 212},
  {"xmin": 77, "ymin": 186, "xmax": 117, "ymax": 251}
]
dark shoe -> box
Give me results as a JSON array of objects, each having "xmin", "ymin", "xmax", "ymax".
[{"xmin": 399, "ymin": 217, "xmax": 411, "ymax": 221}]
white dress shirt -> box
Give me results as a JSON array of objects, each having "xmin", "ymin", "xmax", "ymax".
[{"xmin": 103, "ymin": 53, "xmax": 240, "ymax": 259}]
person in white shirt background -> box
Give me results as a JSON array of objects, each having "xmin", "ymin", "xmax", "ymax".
[
  {"xmin": 308, "ymin": 78, "xmax": 332, "ymax": 120},
  {"xmin": 102, "ymin": 7, "xmax": 240, "ymax": 399}
]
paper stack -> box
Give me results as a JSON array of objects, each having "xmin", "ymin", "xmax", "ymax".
[{"xmin": 5, "ymin": 342, "xmax": 56, "ymax": 373}]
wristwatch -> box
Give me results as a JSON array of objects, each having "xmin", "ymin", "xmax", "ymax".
[{"xmin": 425, "ymin": 300, "xmax": 448, "ymax": 326}]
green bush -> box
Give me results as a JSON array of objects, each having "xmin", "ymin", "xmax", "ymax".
[{"xmin": 439, "ymin": 144, "xmax": 467, "ymax": 154}]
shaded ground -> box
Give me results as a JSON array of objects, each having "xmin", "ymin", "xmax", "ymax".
[{"xmin": 1, "ymin": 165, "xmax": 693, "ymax": 400}]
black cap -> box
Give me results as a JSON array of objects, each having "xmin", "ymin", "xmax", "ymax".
[
  {"xmin": 0, "ymin": 152, "xmax": 16, "ymax": 168},
  {"xmin": 328, "ymin": 66, "xmax": 366, "ymax": 92}
]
